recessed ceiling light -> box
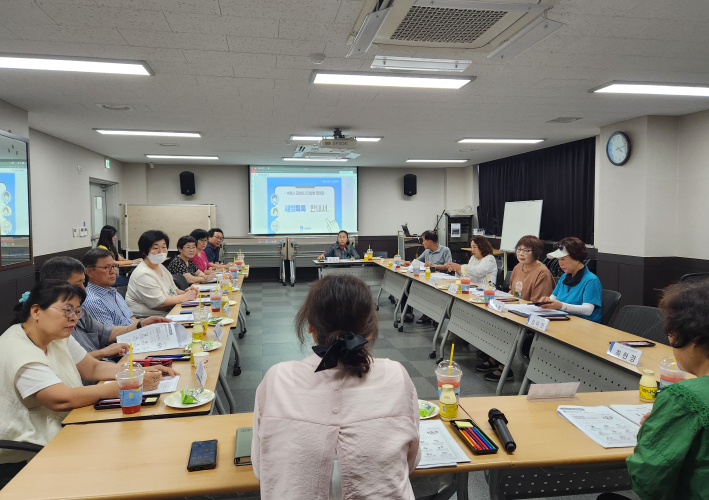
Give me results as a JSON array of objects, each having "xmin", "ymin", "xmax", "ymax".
[
  {"xmin": 95, "ymin": 129, "xmax": 201, "ymax": 138},
  {"xmin": 312, "ymin": 70, "xmax": 473, "ymax": 89},
  {"xmin": 458, "ymin": 139, "xmax": 545, "ymax": 144},
  {"xmin": 0, "ymin": 54, "xmax": 153, "ymax": 75},
  {"xmin": 371, "ymin": 56, "xmax": 472, "ymax": 72},
  {"xmin": 290, "ymin": 135, "xmax": 382, "ymax": 142},
  {"xmin": 590, "ymin": 81, "xmax": 709, "ymax": 97},
  {"xmin": 159, "ymin": 143, "xmax": 180, "ymax": 147},
  {"xmin": 97, "ymin": 104, "xmax": 133, "ymax": 111},
  {"xmin": 283, "ymin": 157, "xmax": 348, "ymax": 162},
  {"xmin": 547, "ymin": 117, "xmax": 583, "ymax": 123},
  {"xmin": 145, "ymin": 155, "xmax": 218, "ymax": 160},
  {"xmin": 406, "ymin": 159, "xmax": 468, "ymax": 163}
]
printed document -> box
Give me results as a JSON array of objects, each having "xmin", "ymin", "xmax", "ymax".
[
  {"xmin": 417, "ymin": 420, "xmax": 470, "ymax": 469},
  {"xmin": 117, "ymin": 323, "xmax": 191, "ymax": 354},
  {"xmin": 557, "ymin": 405, "xmax": 639, "ymax": 448},
  {"xmin": 610, "ymin": 404, "xmax": 654, "ymax": 426}
]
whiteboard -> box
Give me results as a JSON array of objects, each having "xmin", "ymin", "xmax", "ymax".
[
  {"xmin": 500, "ymin": 200, "xmax": 543, "ymax": 252},
  {"xmin": 123, "ymin": 204, "xmax": 216, "ymax": 251}
]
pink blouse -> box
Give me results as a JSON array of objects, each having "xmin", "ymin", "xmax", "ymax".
[
  {"xmin": 252, "ymin": 353, "xmax": 421, "ymax": 500},
  {"xmin": 192, "ymin": 250, "xmax": 209, "ymax": 272}
]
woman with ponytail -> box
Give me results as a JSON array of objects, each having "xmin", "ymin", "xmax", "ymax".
[{"xmin": 252, "ymin": 275, "xmax": 421, "ymax": 500}]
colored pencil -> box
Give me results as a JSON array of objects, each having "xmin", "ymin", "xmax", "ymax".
[
  {"xmin": 471, "ymin": 427, "xmax": 495, "ymax": 449},
  {"xmin": 459, "ymin": 428, "xmax": 482, "ymax": 451},
  {"xmin": 463, "ymin": 428, "xmax": 489, "ymax": 450}
]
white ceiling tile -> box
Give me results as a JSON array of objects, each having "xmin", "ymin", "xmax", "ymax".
[
  {"xmin": 80, "ymin": 44, "xmax": 187, "ymax": 63},
  {"xmin": 551, "ymin": 0, "xmax": 646, "ymax": 16},
  {"xmin": 3, "ymin": 0, "xmax": 58, "ymax": 25},
  {"xmin": 196, "ymin": 75, "xmax": 274, "ymax": 91},
  {"xmin": 93, "ymin": 0, "xmax": 221, "ymax": 14},
  {"xmin": 0, "ymin": 39, "xmax": 90, "ymax": 56},
  {"xmin": 163, "ymin": 12, "xmax": 279, "ymax": 38},
  {"xmin": 625, "ymin": 0, "xmax": 709, "ymax": 21},
  {"xmin": 276, "ymin": 55, "xmax": 364, "ymax": 71},
  {"xmin": 219, "ymin": 0, "xmax": 342, "ymax": 22},
  {"xmin": 0, "ymin": 24, "xmax": 22, "ymax": 40},
  {"xmin": 278, "ymin": 20, "xmax": 353, "ymax": 43},
  {"xmin": 36, "ymin": 3, "xmax": 173, "ymax": 31},
  {"xmin": 235, "ymin": 67, "xmax": 313, "ymax": 81},
  {"xmin": 334, "ymin": 0, "xmax": 366, "ymax": 24},
  {"xmin": 150, "ymin": 61, "xmax": 234, "ymax": 77},
  {"xmin": 227, "ymin": 36, "xmax": 326, "ymax": 57},
  {"xmin": 118, "ymin": 29, "xmax": 227, "ymax": 50},
  {"xmin": 183, "ymin": 50, "xmax": 277, "ymax": 72},
  {"xmin": 7, "ymin": 23, "xmax": 128, "ymax": 45},
  {"xmin": 551, "ymin": 13, "xmax": 660, "ymax": 38}
]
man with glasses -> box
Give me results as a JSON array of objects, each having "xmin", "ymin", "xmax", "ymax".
[
  {"xmin": 204, "ymin": 227, "xmax": 224, "ymax": 266},
  {"xmin": 40, "ymin": 254, "xmax": 169, "ymax": 367}
]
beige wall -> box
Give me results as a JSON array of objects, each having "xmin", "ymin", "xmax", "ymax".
[
  {"xmin": 122, "ymin": 164, "xmax": 476, "ymax": 238},
  {"xmin": 0, "ymin": 99, "xmax": 29, "ymax": 138},
  {"xmin": 29, "ymin": 129, "xmax": 124, "ymax": 256}
]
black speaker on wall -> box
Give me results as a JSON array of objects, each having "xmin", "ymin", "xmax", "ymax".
[
  {"xmin": 404, "ymin": 174, "xmax": 417, "ymax": 196},
  {"xmin": 180, "ymin": 171, "xmax": 195, "ymax": 195}
]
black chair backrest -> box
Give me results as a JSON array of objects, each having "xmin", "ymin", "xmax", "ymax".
[
  {"xmin": 372, "ymin": 251, "xmax": 388, "ymax": 258},
  {"xmin": 611, "ymin": 305, "xmax": 668, "ymax": 345},
  {"xmin": 496, "ymin": 267, "xmax": 505, "ymax": 289},
  {"xmin": 543, "ymin": 257, "xmax": 563, "ymax": 278},
  {"xmin": 601, "ymin": 289, "xmax": 621, "ymax": 326},
  {"xmin": 172, "ymin": 273, "xmax": 189, "ymax": 290},
  {"xmin": 679, "ymin": 272, "xmax": 709, "ymax": 283},
  {"xmin": 115, "ymin": 286, "xmax": 128, "ymax": 299}
]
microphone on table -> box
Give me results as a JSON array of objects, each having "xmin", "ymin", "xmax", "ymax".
[{"xmin": 488, "ymin": 408, "xmax": 516, "ymax": 453}]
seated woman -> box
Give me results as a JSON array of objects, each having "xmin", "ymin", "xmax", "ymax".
[
  {"xmin": 166, "ymin": 236, "xmax": 213, "ymax": 284},
  {"xmin": 252, "ymin": 275, "xmax": 420, "ymax": 499},
  {"xmin": 189, "ymin": 229, "xmax": 222, "ymax": 274},
  {"xmin": 478, "ymin": 235, "xmax": 556, "ymax": 382},
  {"xmin": 317, "ymin": 230, "xmax": 359, "ymax": 261},
  {"xmin": 446, "ymin": 236, "xmax": 498, "ymax": 285},
  {"xmin": 598, "ymin": 280, "xmax": 709, "ymax": 500},
  {"xmin": 125, "ymin": 230, "xmax": 198, "ymax": 317},
  {"xmin": 0, "ymin": 280, "xmax": 174, "ymax": 488},
  {"xmin": 539, "ymin": 237, "xmax": 601, "ymax": 322}
]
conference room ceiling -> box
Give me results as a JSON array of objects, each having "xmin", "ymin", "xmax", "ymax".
[{"xmin": 1, "ymin": 0, "xmax": 709, "ymax": 167}]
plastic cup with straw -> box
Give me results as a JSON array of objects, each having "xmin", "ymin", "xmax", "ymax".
[
  {"xmin": 448, "ymin": 343, "xmax": 455, "ymax": 375},
  {"xmin": 436, "ymin": 344, "xmax": 462, "ymax": 402},
  {"xmin": 129, "ymin": 343, "xmax": 133, "ymax": 377}
]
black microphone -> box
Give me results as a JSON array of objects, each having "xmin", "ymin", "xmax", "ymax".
[{"xmin": 488, "ymin": 408, "xmax": 516, "ymax": 453}]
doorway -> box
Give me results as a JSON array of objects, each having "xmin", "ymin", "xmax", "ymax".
[{"xmin": 89, "ymin": 180, "xmax": 118, "ymax": 246}]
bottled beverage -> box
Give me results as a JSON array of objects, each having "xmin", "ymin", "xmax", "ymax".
[
  {"xmin": 425, "ymin": 267, "xmax": 431, "ymax": 278},
  {"xmin": 439, "ymin": 384, "xmax": 458, "ymax": 421},
  {"xmin": 412, "ymin": 258, "xmax": 420, "ymax": 276},
  {"xmin": 639, "ymin": 369, "xmax": 657, "ymax": 402}
]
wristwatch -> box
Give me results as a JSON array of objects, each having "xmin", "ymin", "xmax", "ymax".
[{"xmin": 137, "ymin": 320, "xmax": 143, "ymax": 329}]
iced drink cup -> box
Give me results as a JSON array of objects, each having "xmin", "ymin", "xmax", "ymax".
[
  {"xmin": 116, "ymin": 363, "xmax": 145, "ymax": 414},
  {"xmin": 435, "ymin": 360, "xmax": 462, "ymax": 402}
]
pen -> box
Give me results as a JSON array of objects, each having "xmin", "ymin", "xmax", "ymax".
[
  {"xmin": 462, "ymin": 428, "xmax": 488, "ymax": 450},
  {"xmin": 470, "ymin": 427, "xmax": 495, "ymax": 449},
  {"xmin": 459, "ymin": 429, "xmax": 482, "ymax": 451}
]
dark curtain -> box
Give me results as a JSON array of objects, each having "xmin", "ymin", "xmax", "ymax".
[{"xmin": 477, "ymin": 137, "xmax": 595, "ymax": 244}]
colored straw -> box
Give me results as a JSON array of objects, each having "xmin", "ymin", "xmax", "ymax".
[
  {"xmin": 485, "ymin": 274, "xmax": 489, "ymax": 286},
  {"xmin": 448, "ymin": 343, "xmax": 455, "ymax": 375},
  {"xmin": 129, "ymin": 344, "xmax": 133, "ymax": 377}
]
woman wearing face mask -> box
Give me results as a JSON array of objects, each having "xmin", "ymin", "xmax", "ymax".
[
  {"xmin": 0, "ymin": 280, "xmax": 174, "ymax": 488},
  {"xmin": 318, "ymin": 230, "xmax": 359, "ymax": 261},
  {"xmin": 166, "ymin": 236, "xmax": 214, "ymax": 284},
  {"xmin": 598, "ymin": 280, "xmax": 709, "ymax": 500},
  {"xmin": 125, "ymin": 230, "xmax": 198, "ymax": 317}
]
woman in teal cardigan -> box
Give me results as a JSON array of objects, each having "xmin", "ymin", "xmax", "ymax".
[{"xmin": 599, "ymin": 280, "xmax": 709, "ymax": 500}]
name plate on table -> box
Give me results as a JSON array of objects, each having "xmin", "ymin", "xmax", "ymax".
[
  {"xmin": 608, "ymin": 342, "xmax": 643, "ymax": 366},
  {"xmin": 527, "ymin": 314, "xmax": 550, "ymax": 331},
  {"xmin": 326, "ymin": 257, "xmax": 340, "ymax": 263},
  {"xmin": 448, "ymin": 284, "xmax": 459, "ymax": 295},
  {"xmin": 488, "ymin": 299, "xmax": 505, "ymax": 313},
  {"xmin": 527, "ymin": 382, "xmax": 580, "ymax": 401},
  {"xmin": 195, "ymin": 359, "xmax": 208, "ymax": 389},
  {"xmin": 224, "ymin": 304, "xmax": 232, "ymax": 317},
  {"xmin": 214, "ymin": 323, "xmax": 223, "ymax": 341},
  {"xmin": 429, "ymin": 277, "xmax": 439, "ymax": 286}
]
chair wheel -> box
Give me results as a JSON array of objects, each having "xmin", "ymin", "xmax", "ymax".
[
  {"xmin": 376, "ymin": 306, "xmax": 379, "ymax": 311},
  {"xmin": 238, "ymin": 332, "xmax": 245, "ymax": 339},
  {"xmin": 232, "ymin": 367, "xmax": 242, "ymax": 376},
  {"xmin": 429, "ymin": 351, "xmax": 437, "ymax": 359},
  {"xmin": 394, "ymin": 322, "xmax": 398, "ymax": 328},
  {"xmin": 436, "ymin": 358, "xmax": 444, "ymax": 364},
  {"xmin": 246, "ymin": 311, "xmax": 250, "ymax": 315},
  {"xmin": 398, "ymin": 326, "xmax": 403, "ymax": 332},
  {"xmin": 282, "ymin": 282, "xmax": 287, "ymax": 286}
]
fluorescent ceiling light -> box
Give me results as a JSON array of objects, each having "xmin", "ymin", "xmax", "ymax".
[
  {"xmin": 290, "ymin": 135, "xmax": 382, "ymax": 142},
  {"xmin": 487, "ymin": 17, "xmax": 563, "ymax": 61},
  {"xmin": 145, "ymin": 155, "xmax": 218, "ymax": 160},
  {"xmin": 371, "ymin": 56, "xmax": 472, "ymax": 72},
  {"xmin": 96, "ymin": 129, "xmax": 201, "ymax": 138},
  {"xmin": 283, "ymin": 158, "xmax": 348, "ymax": 162},
  {"xmin": 347, "ymin": 7, "xmax": 391, "ymax": 57},
  {"xmin": 0, "ymin": 54, "xmax": 153, "ymax": 75},
  {"xmin": 458, "ymin": 138, "xmax": 545, "ymax": 144},
  {"xmin": 312, "ymin": 71, "xmax": 473, "ymax": 89},
  {"xmin": 590, "ymin": 81, "xmax": 709, "ymax": 97},
  {"xmin": 406, "ymin": 159, "xmax": 468, "ymax": 163}
]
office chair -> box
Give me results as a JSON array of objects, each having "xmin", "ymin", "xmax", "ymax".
[
  {"xmin": 679, "ymin": 272, "xmax": 709, "ymax": 283},
  {"xmin": 172, "ymin": 273, "xmax": 190, "ymax": 291},
  {"xmin": 611, "ymin": 306, "xmax": 668, "ymax": 346},
  {"xmin": 601, "ymin": 289, "xmax": 622, "ymax": 326}
]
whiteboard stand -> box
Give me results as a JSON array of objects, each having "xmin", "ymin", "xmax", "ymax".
[{"xmin": 499, "ymin": 200, "xmax": 543, "ymax": 280}]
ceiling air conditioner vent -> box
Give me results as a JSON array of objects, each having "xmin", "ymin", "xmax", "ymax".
[{"xmin": 391, "ymin": 7, "xmax": 507, "ymax": 44}]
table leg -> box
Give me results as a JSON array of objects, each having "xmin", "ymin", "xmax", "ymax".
[
  {"xmin": 487, "ymin": 469, "xmax": 503, "ymax": 500},
  {"xmin": 430, "ymin": 297, "xmax": 454, "ymax": 360},
  {"xmin": 241, "ymin": 294, "xmax": 250, "ymax": 315},
  {"xmin": 231, "ymin": 335, "xmax": 242, "ymax": 376},
  {"xmin": 376, "ymin": 287, "xmax": 382, "ymax": 311},
  {"xmin": 214, "ymin": 394, "xmax": 226, "ymax": 415},
  {"xmin": 218, "ymin": 372, "xmax": 237, "ymax": 414},
  {"xmin": 494, "ymin": 326, "xmax": 524, "ymax": 396}
]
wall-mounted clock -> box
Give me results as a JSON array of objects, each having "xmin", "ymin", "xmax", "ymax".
[{"xmin": 607, "ymin": 131, "xmax": 631, "ymax": 166}]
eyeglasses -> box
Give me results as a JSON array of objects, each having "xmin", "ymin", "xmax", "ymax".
[
  {"xmin": 515, "ymin": 248, "xmax": 532, "ymax": 254},
  {"xmin": 182, "ymin": 246, "xmax": 197, "ymax": 251},
  {"xmin": 198, "ymin": 238, "xmax": 208, "ymax": 243},
  {"xmin": 211, "ymin": 235, "xmax": 224, "ymax": 241},
  {"xmin": 89, "ymin": 264, "xmax": 119, "ymax": 273},
  {"xmin": 51, "ymin": 306, "xmax": 84, "ymax": 319}
]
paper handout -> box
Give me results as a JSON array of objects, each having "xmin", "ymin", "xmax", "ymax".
[{"xmin": 117, "ymin": 323, "xmax": 191, "ymax": 354}]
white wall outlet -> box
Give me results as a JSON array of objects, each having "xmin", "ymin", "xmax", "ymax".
[{"xmin": 73, "ymin": 228, "xmax": 79, "ymax": 237}]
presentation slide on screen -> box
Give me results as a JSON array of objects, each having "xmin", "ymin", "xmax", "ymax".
[
  {"xmin": 0, "ymin": 135, "xmax": 30, "ymax": 237},
  {"xmin": 249, "ymin": 166, "xmax": 358, "ymax": 235}
]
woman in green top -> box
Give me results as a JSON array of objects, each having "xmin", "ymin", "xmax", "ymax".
[{"xmin": 599, "ymin": 280, "xmax": 709, "ymax": 500}]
